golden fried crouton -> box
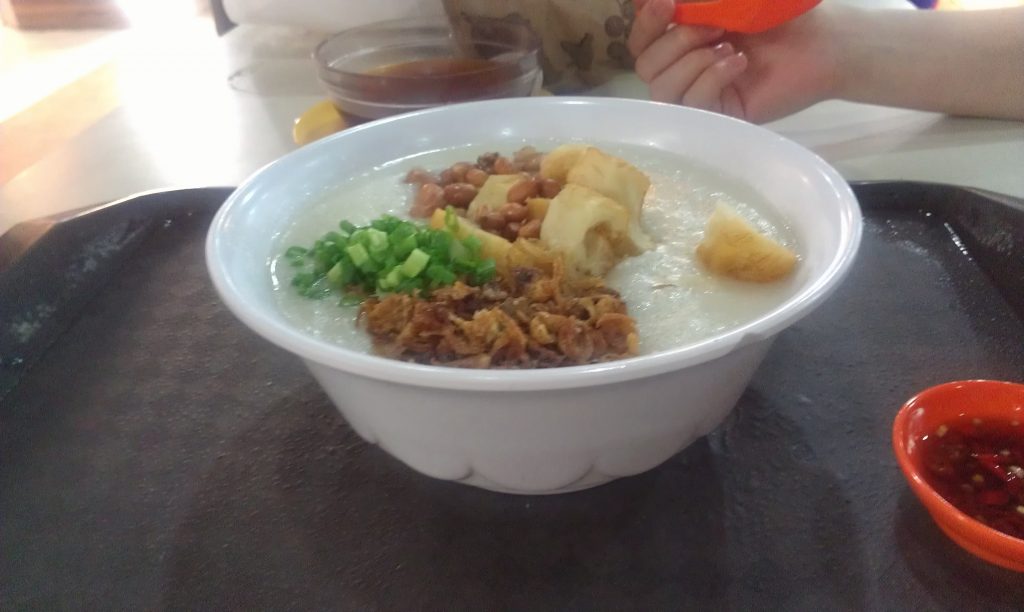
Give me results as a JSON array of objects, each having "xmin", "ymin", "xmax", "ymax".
[
  {"xmin": 539, "ymin": 144, "xmax": 591, "ymax": 182},
  {"xmin": 695, "ymin": 202, "xmax": 797, "ymax": 282},
  {"xmin": 564, "ymin": 147, "xmax": 652, "ymax": 250},
  {"xmin": 540, "ymin": 184, "xmax": 639, "ymax": 276}
]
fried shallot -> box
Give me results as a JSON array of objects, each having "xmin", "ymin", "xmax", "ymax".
[{"xmin": 359, "ymin": 242, "xmax": 638, "ymax": 368}]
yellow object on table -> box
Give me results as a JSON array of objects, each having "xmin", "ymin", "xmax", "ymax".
[
  {"xmin": 292, "ymin": 100, "xmax": 348, "ymax": 147},
  {"xmin": 292, "ymin": 90, "xmax": 554, "ymax": 147}
]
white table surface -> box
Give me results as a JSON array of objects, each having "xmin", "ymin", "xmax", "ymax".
[{"xmin": 1, "ymin": 19, "xmax": 1022, "ymax": 235}]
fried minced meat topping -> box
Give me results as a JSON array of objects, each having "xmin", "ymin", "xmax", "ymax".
[{"xmin": 359, "ymin": 241, "xmax": 639, "ymax": 368}]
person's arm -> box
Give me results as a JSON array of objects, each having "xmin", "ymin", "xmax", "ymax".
[
  {"xmin": 628, "ymin": 0, "xmax": 1024, "ymax": 123},
  {"xmin": 834, "ymin": 6, "xmax": 1024, "ymax": 120}
]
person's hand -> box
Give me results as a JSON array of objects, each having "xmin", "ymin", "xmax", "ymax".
[{"xmin": 628, "ymin": 0, "xmax": 842, "ymax": 123}]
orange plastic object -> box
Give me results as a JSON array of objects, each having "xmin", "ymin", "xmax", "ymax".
[
  {"xmin": 674, "ymin": 0, "xmax": 822, "ymax": 33},
  {"xmin": 892, "ymin": 380, "xmax": 1024, "ymax": 572}
]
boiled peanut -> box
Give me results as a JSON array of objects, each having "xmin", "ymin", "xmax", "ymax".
[
  {"xmin": 480, "ymin": 212, "xmax": 507, "ymax": 231},
  {"xmin": 439, "ymin": 168, "xmax": 456, "ymax": 185},
  {"xmin": 514, "ymin": 146, "xmax": 542, "ymax": 172},
  {"xmin": 506, "ymin": 178, "xmax": 539, "ymax": 203},
  {"xmin": 521, "ymin": 156, "xmax": 542, "ymax": 172},
  {"xmin": 443, "ymin": 182, "xmax": 478, "ymax": 207},
  {"xmin": 476, "ymin": 152, "xmax": 499, "ymax": 172},
  {"xmin": 503, "ymin": 222, "xmax": 522, "ymax": 242},
  {"xmin": 450, "ymin": 162, "xmax": 471, "ymax": 182},
  {"xmin": 539, "ymin": 178, "xmax": 562, "ymax": 198},
  {"xmin": 499, "ymin": 201, "xmax": 529, "ymax": 223},
  {"xmin": 513, "ymin": 146, "xmax": 538, "ymax": 163},
  {"xmin": 411, "ymin": 183, "xmax": 445, "ymax": 217},
  {"xmin": 404, "ymin": 167, "xmax": 437, "ymax": 185},
  {"xmin": 465, "ymin": 168, "xmax": 489, "ymax": 187},
  {"xmin": 518, "ymin": 218, "xmax": 542, "ymax": 239},
  {"xmin": 493, "ymin": 156, "xmax": 515, "ymax": 174}
]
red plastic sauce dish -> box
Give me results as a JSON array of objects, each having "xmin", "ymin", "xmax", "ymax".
[{"xmin": 893, "ymin": 380, "xmax": 1024, "ymax": 572}]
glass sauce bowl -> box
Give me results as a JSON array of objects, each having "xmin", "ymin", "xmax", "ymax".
[{"xmin": 313, "ymin": 16, "xmax": 542, "ymax": 125}]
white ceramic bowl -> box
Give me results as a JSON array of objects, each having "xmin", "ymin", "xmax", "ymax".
[{"xmin": 206, "ymin": 97, "xmax": 862, "ymax": 494}]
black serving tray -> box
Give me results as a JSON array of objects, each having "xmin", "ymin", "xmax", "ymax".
[{"xmin": 2, "ymin": 183, "xmax": 1023, "ymax": 610}]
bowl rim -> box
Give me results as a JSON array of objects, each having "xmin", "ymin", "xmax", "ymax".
[
  {"xmin": 892, "ymin": 379, "xmax": 1024, "ymax": 564},
  {"xmin": 206, "ymin": 97, "xmax": 863, "ymax": 391},
  {"xmin": 313, "ymin": 15, "xmax": 540, "ymax": 82}
]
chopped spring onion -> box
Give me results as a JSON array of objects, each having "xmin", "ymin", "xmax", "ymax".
[
  {"xmin": 286, "ymin": 210, "xmax": 496, "ymax": 302},
  {"xmin": 401, "ymin": 248, "xmax": 430, "ymax": 277}
]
